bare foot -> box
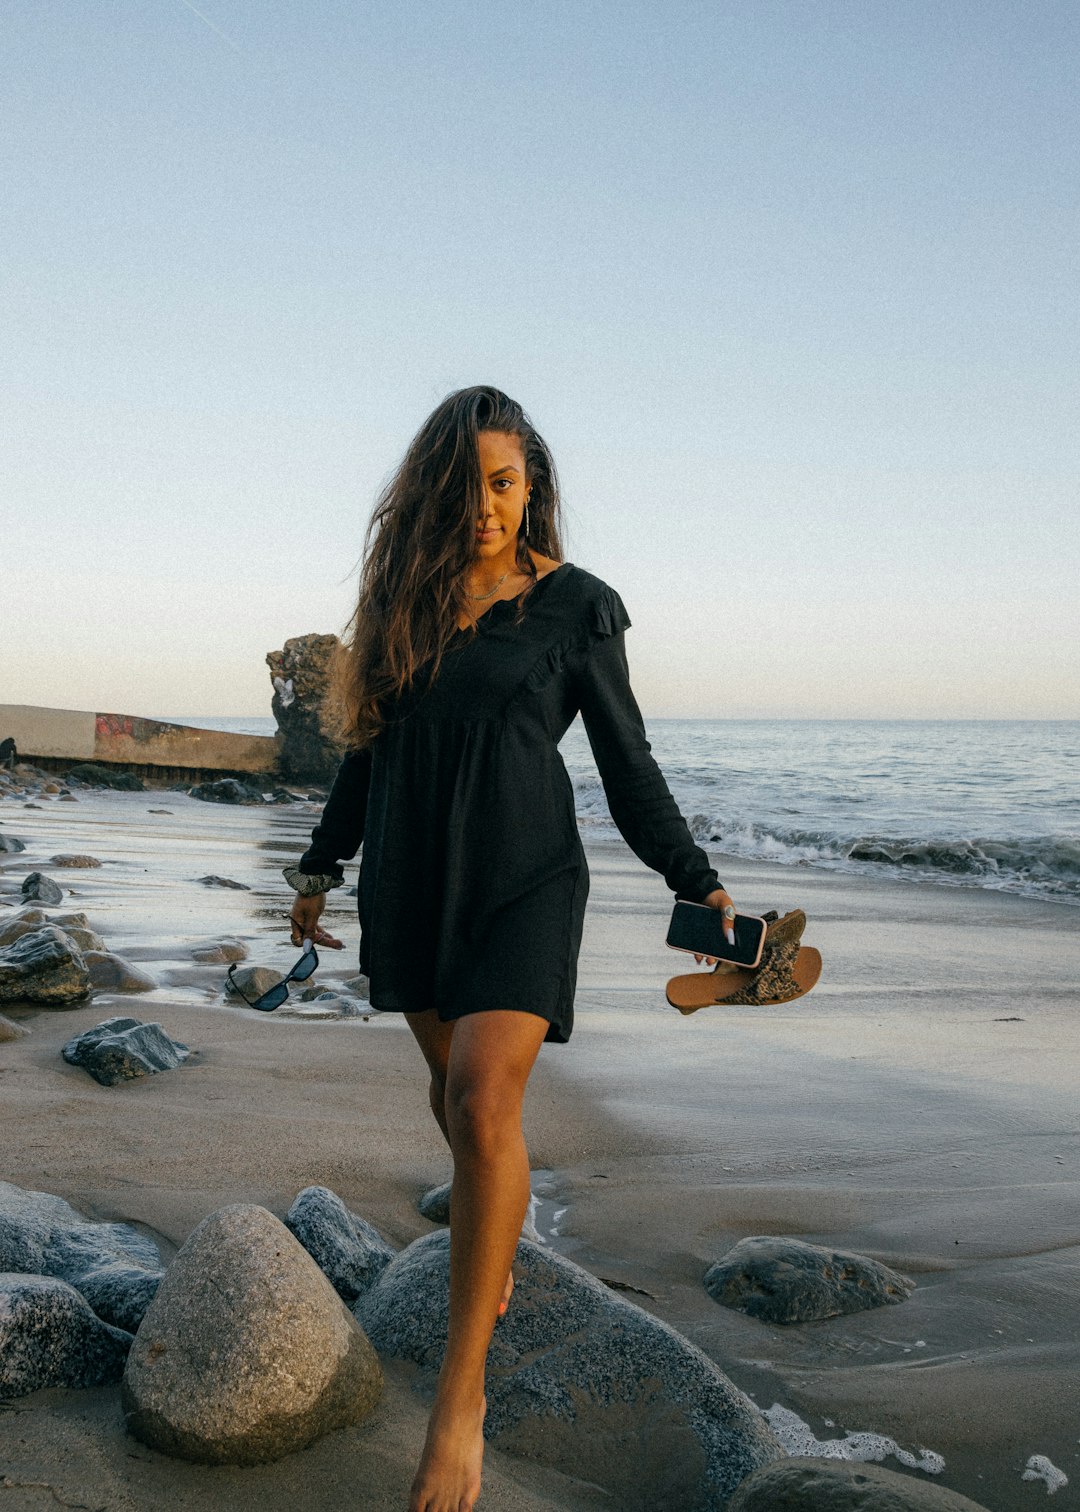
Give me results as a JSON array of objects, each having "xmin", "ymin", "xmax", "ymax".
[
  {"xmin": 497, "ymin": 1269, "xmax": 514, "ymax": 1319},
  {"xmin": 408, "ymin": 1393, "xmax": 486, "ymax": 1512}
]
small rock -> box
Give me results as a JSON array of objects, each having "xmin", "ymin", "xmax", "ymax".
[
  {"xmin": 285, "ymin": 1186, "xmax": 395, "ymax": 1302},
  {"xmin": 357, "ymin": 1231, "xmax": 781, "ymax": 1507},
  {"xmin": 224, "ymin": 965, "xmax": 283, "ymax": 1001},
  {"xmin": 62, "ymin": 1016, "xmax": 191, "ymax": 1084},
  {"xmin": 0, "ymin": 1274, "xmax": 133, "ymax": 1397},
  {"xmin": 20, "ymin": 871, "xmax": 64, "ymax": 905},
  {"xmin": 0, "ymin": 1012, "xmax": 30, "ymax": 1041},
  {"xmin": 66, "ymin": 763, "xmax": 145, "ymax": 791},
  {"xmin": 418, "ymin": 1181, "xmax": 452, "ymax": 1225},
  {"xmin": 727, "ymin": 1456, "xmax": 993, "ymax": 1511},
  {"xmin": 704, "ymin": 1236, "xmax": 915, "ymax": 1324},
  {"xmin": 84, "ymin": 950, "xmax": 158, "ymax": 993},
  {"xmin": 344, "ymin": 974, "xmax": 370, "ymax": 998},
  {"xmin": 122, "ymin": 1204, "xmax": 383, "ymax": 1465},
  {"xmin": 43, "ymin": 782, "xmax": 61, "ymax": 794},
  {"xmin": 148, "ymin": 807, "xmax": 173, "ymax": 815},
  {"xmin": 196, "ymin": 874, "xmax": 252, "ymax": 890},
  {"xmin": 0, "ymin": 1180, "xmax": 163, "ymax": 1332},
  {"xmin": 0, "ymin": 834, "xmax": 27, "ymax": 853},
  {"xmin": 59, "ymin": 793, "xmax": 79, "ymax": 801},
  {"xmin": 0, "ymin": 925, "xmax": 90, "ymax": 1004},
  {"xmin": 188, "ymin": 778, "xmax": 264, "ymax": 805},
  {"xmin": 23, "ymin": 802, "xmax": 42, "ymax": 809},
  {"xmin": 191, "ymin": 938, "xmax": 248, "ymax": 964},
  {"xmin": 49, "ymin": 854, "xmax": 103, "ymax": 868}
]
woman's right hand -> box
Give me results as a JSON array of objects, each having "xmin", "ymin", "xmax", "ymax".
[{"xmin": 288, "ymin": 892, "xmax": 345, "ymax": 950}]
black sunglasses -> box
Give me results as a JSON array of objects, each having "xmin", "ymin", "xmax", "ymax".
[{"xmin": 226, "ymin": 941, "xmax": 319, "ymax": 1012}]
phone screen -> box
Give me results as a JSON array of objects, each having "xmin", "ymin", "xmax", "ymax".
[{"xmin": 666, "ymin": 903, "xmax": 766, "ymax": 968}]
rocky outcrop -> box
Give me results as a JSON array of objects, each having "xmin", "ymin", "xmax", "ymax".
[
  {"xmin": 0, "ymin": 925, "xmax": 89, "ymax": 1004},
  {"xmin": 0, "ymin": 1180, "xmax": 164, "ymax": 1335},
  {"xmin": 704, "ymin": 1237, "xmax": 915, "ymax": 1324},
  {"xmin": 357, "ymin": 1230, "xmax": 782, "ymax": 1509},
  {"xmin": 0, "ymin": 1274, "xmax": 133, "ymax": 1397},
  {"xmin": 726, "ymin": 1457, "xmax": 993, "ymax": 1511},
  {"xmin": 65, "ymin": 763, "xmax": 144, "ymax": 791},
  {"xmin": 266, "ymin": 633, "xmax": 344, "ymax": 784},
  {"xmin": 285, "ymin": 1186, "xmax": 395, "ymax": 1303},
  {"xmin": 122, "ymin": 1204, "xmax": 383, "ymax": 1465},
  {"xmin": 62, "ymin": 1017, "xmax": 191, "ymax": 1084}
]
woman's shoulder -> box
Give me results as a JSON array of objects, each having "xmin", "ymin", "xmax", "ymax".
[{"xmin": 556, "ymin": 563, "xmax": 633, "ymax": 639}]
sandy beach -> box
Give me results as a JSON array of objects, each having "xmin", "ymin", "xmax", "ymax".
[{"xmin": 1, "ymin": 785, "xmax": 1078, "ymax": 1510}]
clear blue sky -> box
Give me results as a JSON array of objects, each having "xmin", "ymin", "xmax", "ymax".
[{"xmin": 3, "ymin": 1, "xmax": 1077, "ymax": 718}]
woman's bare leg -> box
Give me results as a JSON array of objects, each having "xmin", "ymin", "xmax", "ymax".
[
  {"xmin": 405, "ymin": 1009, "xmax": 515, "ymax": 1314},
  {"xmin": 407, "ymin": 1009, "xmax": 549, "ymax": 1512}
]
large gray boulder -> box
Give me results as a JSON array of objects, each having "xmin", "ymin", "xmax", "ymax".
[
  {"xmin": 726, "ymin": 1457, "xmax": 992, "ymax": 1511},
  {"xmin": 0, "ymin": 1180, "xmax": 164, "ymax": 1332},
  {"xmin": 357, "ymin": 1230, "xmax": 782, "ymax": 1509},
  {"xmin": 705, "ymin": 1237, "xmax": 914, "ymax": 1324},
  {"xmin": 0, "ymin": 833, "xmax": 27, "ymax": 852},
  {"xmin": 284, "ymin": 1186, "xmax": 395, "ymax": 1303},
  {"xmin": 122, "ymin": 1203, "xmax": 383, "ymax": 1465},
  {"xmin": 62, "ymin": 1016, "xmax": 191, "ymax": 1084},
  {"xmin": 0, "ymin": 925, "xmax": 89, "ymax": 1003},
  {"xmin": 0, "ymin": 1274, "xmax": 133, "ymax": 1397}
]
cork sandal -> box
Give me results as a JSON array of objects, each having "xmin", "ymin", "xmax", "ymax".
[{"xmin": 665, "ymin": 908, "xmax": 821, "ymax": 1014}]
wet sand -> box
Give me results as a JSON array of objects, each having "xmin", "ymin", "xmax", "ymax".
[{"xmin": 1, "ymin": 786, "xmax": 1078, "ymax": 1509}]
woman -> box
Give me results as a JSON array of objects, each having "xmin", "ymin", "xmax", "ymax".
[{"xmin": 284, "ymin": 386, "xmax": 735, "ymax": 1512}]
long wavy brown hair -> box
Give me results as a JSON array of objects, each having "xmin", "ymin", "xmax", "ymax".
[{"xmin": 328, "ymin": 386, "xmax": 566, "ymax": 751}]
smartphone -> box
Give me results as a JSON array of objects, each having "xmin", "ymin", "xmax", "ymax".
[{"xmin": 666, "ymin": 901, "xmax": 767, "ymax": 969}]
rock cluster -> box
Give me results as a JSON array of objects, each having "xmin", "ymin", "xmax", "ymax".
[
  {"xmin": 0, "ymin": 906, "xmax": 154, "ymax": 1007},
  {"xmin": 704, "ymin": 1237, "xmax": 915, "ymax": 1324},
  {"xmin": 187, "ymin": 778, "xmax": 296, "ymax": 805},
  {"xmin": 0, "ymin": 1180, "xmax": 165, "ymax": 1339},
  {"xmin": 62, "ymin": 1016, "xmax": 192, "ymax": 1085},
  {"xmin": 357, "ymin": 1228, "xmax": 783, "ymax": 1509}
]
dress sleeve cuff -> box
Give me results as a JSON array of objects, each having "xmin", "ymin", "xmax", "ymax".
[{"xmin": 282, "ymin": 865, "xmax": 345, "ymax": 896}]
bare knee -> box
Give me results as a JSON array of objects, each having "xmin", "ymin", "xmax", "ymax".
[{"xmin": 445, "ymin": 1078, "xmax": 521, "ymax": 1155}]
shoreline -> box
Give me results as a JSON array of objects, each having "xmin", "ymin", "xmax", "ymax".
[{"xmin": 1, "ymin": 790, "xmax": 1078, "ymax": 1508}]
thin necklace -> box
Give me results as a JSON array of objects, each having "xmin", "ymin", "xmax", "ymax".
[{"xmin": 467, "ymin": 569, "xmax": 518, "ymax": 601}]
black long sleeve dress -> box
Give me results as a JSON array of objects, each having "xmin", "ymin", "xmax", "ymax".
[{"xmin": 295, "ymin": 562, "xmax": 724, "ymax": 1043}]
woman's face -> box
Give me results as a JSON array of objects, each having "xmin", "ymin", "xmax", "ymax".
[{"xmin": 474, "ymin": 430, "xmax": 529, "ymax": 557}]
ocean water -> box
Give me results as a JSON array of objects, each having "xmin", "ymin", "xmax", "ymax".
[{"xmin": 165, "ymin": 716, "xmax": 1080, "ymax": 905}]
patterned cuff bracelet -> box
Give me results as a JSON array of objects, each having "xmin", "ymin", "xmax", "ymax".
[{"xmin": 281, "ymin": 865, "xmax": 344, "ymax": 896}]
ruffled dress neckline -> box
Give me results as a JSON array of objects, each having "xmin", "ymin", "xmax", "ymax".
[{"xmin": 454, "ymin": 560, "xmax": 573, "ymax": 635}]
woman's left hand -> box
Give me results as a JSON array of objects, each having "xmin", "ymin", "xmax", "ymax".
[{"xmin": 696, "ymin": 888, "xmax": 737, "ymax": 966}]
